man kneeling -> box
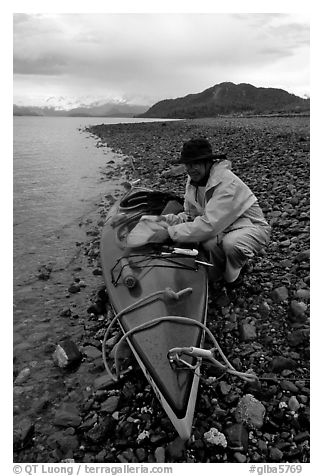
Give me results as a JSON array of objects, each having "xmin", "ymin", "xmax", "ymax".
[{"xmin": 155, "ymin": 138, "xmax": 271, "ymax": 286}]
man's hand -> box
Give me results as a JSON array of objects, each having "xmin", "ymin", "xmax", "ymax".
[{"xmin": 153, "ymin": 228, "xmax": 170, "ymax": 242}]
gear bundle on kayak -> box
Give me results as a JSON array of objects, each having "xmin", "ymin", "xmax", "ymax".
[{"xmin": 100, "ymin": 185, "xmax": 257, "ymax": 440}]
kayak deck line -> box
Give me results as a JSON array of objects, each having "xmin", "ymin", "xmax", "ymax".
[
  {"xmin": 110, "ymin": 253, "xmax": 199, "ymax": 287},
  {"xmin": 102, "ymin": 286, "xmax": 194, "ymax": 380}
]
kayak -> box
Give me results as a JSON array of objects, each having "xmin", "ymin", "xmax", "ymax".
[{"xmin": 100, "ymin": 187, "xmax": 209, "ymax": 440}]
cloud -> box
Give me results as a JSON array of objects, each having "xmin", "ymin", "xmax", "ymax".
[
  {"xmin": 14, "ymin": 55, "xmax": 67, "ymax": 75},
  {"xmin": 13, "ymin": 13, "xmax": 310, "ymax": 106}
]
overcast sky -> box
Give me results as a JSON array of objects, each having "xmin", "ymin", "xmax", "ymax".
[{"xmin": 13, "ymin": 12, "xmax": 310, "ymax": 108}]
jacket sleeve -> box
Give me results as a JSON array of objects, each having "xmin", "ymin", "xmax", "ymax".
[{"xmin": 168, "ymin": 178, "xmax": 250, "ymax": 242}]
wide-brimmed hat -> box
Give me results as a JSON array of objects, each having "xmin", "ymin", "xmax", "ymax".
[{"xmin": 178, "ymin": 138, "xmax": 225, "ymax": 164}]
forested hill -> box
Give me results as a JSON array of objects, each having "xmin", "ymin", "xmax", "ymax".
[{"xmin": 139, "ymin": 82, "xmax": 310, "ymax": 118}]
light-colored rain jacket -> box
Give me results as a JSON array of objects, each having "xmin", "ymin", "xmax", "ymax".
[{"xmin": 165, "ymin": 160, "xmax": 267, "ymax": 243}]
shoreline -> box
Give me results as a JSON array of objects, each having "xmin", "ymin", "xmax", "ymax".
[{"xmin": 14, "ymin": 117, "xmax": 310, "ymax": 464}]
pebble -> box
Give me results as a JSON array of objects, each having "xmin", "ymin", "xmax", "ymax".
[
  {"xmin": 280, "ymin": 380, "xmax": 299, "ymax": 393},
  {"xmin": 294, "ymin": 431, "xmax": 310, "ymax": 443},
  {"xmin": 14, "ymin": 385, "xmax": 34, "ymax": 395},
  {"xmin": 257, "ymin": 440, "xmax": 268, "ymax": 452},
  {"xmin": 154, "ymin": 446, "xmax": 166, "ymax": 463},
  {"xmin": 295, "ymin": 249, "xmax": 310, "ymax": 262},
  {"xmin": 60, "ymin": 307, "xmax": 72, "ymax": 317},
  {"xmin": 233, "ymin": 452, "xmax": 247, "ymax": 463},
  {"xmin": 68, "ymin": 283, "xmax": 81, "ymax": 294},
  {"xmin": 14, "ymin": 367, "xmax": 31, "ymax": 384},
  {"xmin": 219, "ymin": 381, "xmax": 232, "ymax": 396},
  {"xmin": 269, "ymin": 446, "xmax": 284, "ymax": 462},
  {"xmin": 93, "ymin": 268, "xmax": 103, "ymax": 276},
  {"xmin": 288, "ymin": 396, "xmax": 300, "ymax": 412},
  {"xmin": 271, "ymin": 356, "xmax": 298, "ymax": 372}
]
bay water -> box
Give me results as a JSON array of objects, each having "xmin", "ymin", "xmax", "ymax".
[
  {"xmin": 14, "ymin": 116, "xmax": 163, "ymax": 288},
  {"xmin": 12, "ymin": 116, "xmax": 164, "ymax": 371}
]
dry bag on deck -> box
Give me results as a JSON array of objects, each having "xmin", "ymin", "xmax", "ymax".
[{"xmin": 126, "ymin": 215, "xmax": 169, "ymax": 248}]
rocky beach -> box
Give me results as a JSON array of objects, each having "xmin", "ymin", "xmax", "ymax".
[{"xmin": 13, "ymin": 116, "xmax": 310, "ymax": 464}]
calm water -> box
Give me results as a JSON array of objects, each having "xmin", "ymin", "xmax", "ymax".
[
  {"xmin": 13, "ymin": 116, "xmax": 165, "ymax": 288},
  {"xmin": 13, "ymin": 116, "xmax": 175, "ymax": 423}
]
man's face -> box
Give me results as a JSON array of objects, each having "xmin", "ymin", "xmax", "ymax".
[{"xmin": 185, "ymin": 160, "xmax": 208, "ymax": 182}]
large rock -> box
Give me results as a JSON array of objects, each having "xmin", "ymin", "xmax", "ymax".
[
  {"xmin": 87, "ymin": 416, "xmax": 116, "ymax": 444},
  {"xmin": 295, "ymin": 289, "xmax": 310, "ymax": 301},
  {"xmin": 295, "ymin": 249, "xmax": 310, "ymax": 262},
  {"xmin": 224, "ymin": 423, "xmax": 248, "ymax": 451},
  {"xmin": 94, "ymin": 374, "xmax": 116, "ymax": 390},
  {"xmin": 289, "ymin": 301, "xmax": 307, "ymax": 322},
  {"xmin": 203, "ymin": 427, "xmax": 227, "ymax": 447},
  {"xmin": 83, "ymin": 345, "xmax": 102, "ymax": 360},
  {"xmin": 52, "ymin": 339, "xmax": 82, "ymax": 368},
  {"xmin": 235, "ymin": 394, "xmax": 266, "ymax": 429},
  {"xmin": 239, "ymin": 323, "xmax": 257, "ymax": 342},
  {"xmin": 271, "ymin": 286, "xmax": 289, "ymax": 302},
  {"xmin": 54, "ymin": 403, "xmax": 82, "ymax": 428},
  {"xmin": 100, "ymin": 395, "xmax": 120, "ymax": 413},
  {"xmin": 135, "ymin": 448, "xmax": 147, "ymax": 462},
  {"xmin": 47, "ymin": 430, "xmax": 79, "ymax": 456},
  {"xmin": 166, "ymin": 436, "xmax": 186, "ymax": 460},
  {"xmin": 154, "ymin": 447, "xmax": 166, "ymax": 463},
  {"xmin": 288, "ymin": 396, "xmax": 300, "ymax": 412},
  {"xmin": 271, "ymin": 356, "xmax": 298, "ymax": 372},
  {"xmin": 13, "ymin": 417, "xmax": 34, "ymax": 450},
  {"xmin": 14, "ymin": 367, "xmax": 31, "ymax": 385},
  {"xmin": 269, "ymin": 446, "xmax": 284, "ymax": 462},
  {"xmin": 287, "ymin": 329, "xmax": 309, "ymax": 347}
]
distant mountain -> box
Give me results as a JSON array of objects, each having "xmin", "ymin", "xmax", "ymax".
[
  {"xmin": 13, "ymin": 102, "xmax": 149, "ymax": 117},
  {"xmin": 139, "ymin": 82, "xmax": 310, "ymax": 118},
  {"xmin": 13, "ymin": 105, "xmax": 42, "ymax": 116}
]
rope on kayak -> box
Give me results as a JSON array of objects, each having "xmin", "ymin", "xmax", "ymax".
[
  {"xmin": 102, "ymin": 287, "xmax": 192, "ymax": 382},
  {"xmin": 102, "ymin": 287, "xmax": 258, "ymax": 384},
  {"xmin": 111, "ymin": 254, "xmax": 197, "ymax": 287},
  {"xmin": 114, "ymin": 317, "xmax": 257, "ymax": 384}
]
